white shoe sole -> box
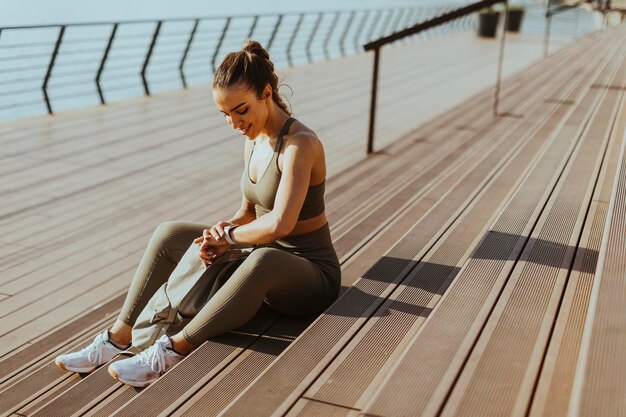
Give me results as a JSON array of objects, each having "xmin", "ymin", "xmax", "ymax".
[
  {"xmin": 108, "ymin": 367, "xmax": 158, "ymax": 388},
  {"xmin": 55, "ymin": 359, "xmax": 97, "ymax": 374}
]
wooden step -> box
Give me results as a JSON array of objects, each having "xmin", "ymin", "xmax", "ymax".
[
  {"xmin": 359, "ymin": 26, "xmax": 626, "ymax": 417},
  {"xmin": 566, "ymin": 52, "xmax": 626, "ymax": 417},
  {"xmin": 528, "ymin": 65, "xmax": 626, "ymax": 417}
]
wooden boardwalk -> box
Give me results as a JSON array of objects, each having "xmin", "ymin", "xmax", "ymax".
[{"xmin": 1, "ymin": 24, "xmax": 625, "ymax": 417}]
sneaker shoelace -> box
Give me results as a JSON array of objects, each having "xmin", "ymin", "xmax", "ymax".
[
  {"xmin": 136, "ymin": 337, "xmax": 170, "ymax": 374},
  {"xmin": 83, "ymin": 331, "xmax": 107, "ymax": 365}
]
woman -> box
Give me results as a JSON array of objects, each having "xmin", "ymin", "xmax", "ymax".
[{"xmin": 54, "ymin": 40, "xmax": 341, "ymax": 388}]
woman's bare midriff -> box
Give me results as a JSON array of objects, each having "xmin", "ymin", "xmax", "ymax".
[{"xmin": 288, "ymin": 211, "xmax": 327, "ymax": 237}]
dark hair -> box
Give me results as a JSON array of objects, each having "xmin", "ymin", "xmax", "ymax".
[{"xmin": 212, "ymin": 39, "xmax": 292, "ymax": 115}]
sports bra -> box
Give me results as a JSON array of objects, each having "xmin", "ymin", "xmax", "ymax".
[{"xmin": 240, "ymin": 117, "xmax": 326, "ymax": 221}]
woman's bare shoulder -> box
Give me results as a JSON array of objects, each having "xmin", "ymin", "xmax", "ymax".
[{"xmin": 285, "ymin": 119, "xmax": 322, "ymax": 151}]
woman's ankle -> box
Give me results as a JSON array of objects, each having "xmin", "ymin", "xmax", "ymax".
[
  {"xmin": 169, "ymin": 334, "xmax": 195, "ymax": 356},
  {"xmin": 108, "ymin": 320, "xmax": 133, "ymax": 348}
]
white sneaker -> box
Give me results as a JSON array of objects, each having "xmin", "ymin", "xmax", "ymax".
[
  {"xmin": 55, "ymin": 330, "xmax": 129, "ymax": 373},
  {"xmin": 107, "ymin": 335, "xmax": 185, "ymax": 387}
]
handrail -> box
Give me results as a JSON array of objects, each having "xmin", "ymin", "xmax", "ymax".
[
  {"xmin": 363, "ymin": 0, "xmax": 508, "ymax": 155},
  {"xmin": 364, "ymin": 0, "xmax": 503, "ymax": 51},
  {"xmin": 0, "ymin": 4, "xmax": 472, "ymax": 122}
]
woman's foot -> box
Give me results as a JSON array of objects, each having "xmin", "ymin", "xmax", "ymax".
[
  {"xmin": 108, "ymin": 335, "xmax": 186, "ymax": 387},
  {"xmin": 55, "ymin": 330, "xmax": 130, "ymax": 373}
]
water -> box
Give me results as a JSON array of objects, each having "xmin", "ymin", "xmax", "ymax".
[{"xmin": 1, "ymin": 0, "xmax": 470, "ymax": 27}]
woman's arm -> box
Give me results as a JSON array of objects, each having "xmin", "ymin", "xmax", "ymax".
[
  {"xmin": 228, "ymin": 132, "xmax": 318, "ymax": 246},
  {"xmin": 226, "ymin": 195, "xmax": 257, "ymax": 226}
]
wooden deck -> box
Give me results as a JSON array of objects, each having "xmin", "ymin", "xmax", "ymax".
[{"xmin": 1, "ymin": 24, "xmax": 625, "ymax": 417}]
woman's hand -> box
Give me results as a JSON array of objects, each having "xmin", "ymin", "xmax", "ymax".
[
  {"xmin": 193, "ymin": 222, "xmax": 233, "ymax": 266},
  {"xmin": 207, "ymin": 220, "xmax": 234, "ymax": 241}
]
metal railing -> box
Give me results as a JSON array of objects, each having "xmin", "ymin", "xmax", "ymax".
[
  {"xmin": 0, "ymin": 4, "xmax": 474, "ymax": 122},
  {"xmin": 542, "ymin": 0, "xmax": 618, "ymax": 57},
  {"xmin": 361, "ymin": 0, "xmax": 597, "ymax": 154},
  {"xmin": 363, "ymin": 0, "xmax": 510, "ymax": 155}
]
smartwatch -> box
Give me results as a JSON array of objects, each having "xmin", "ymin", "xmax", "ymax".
[{"xmin": 223, "ymin": 224, "xmax": 239, "ymax": 245}]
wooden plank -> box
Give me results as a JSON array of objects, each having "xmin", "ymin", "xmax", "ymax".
[
  {"xmin": 0, "ymin": 319, "xmax": 114, "ymax": 415},
  {"xmin": 358, "ymin": 30, "xmax": 625, "ymax": 417},
  {"xmin": 528, "ymin": 92, "xmax": 626, "ymax": 417},
  {"xmin": 434, "ymin": 52, "xmax": 625, "ymax": 417},
  {"xmin": 25, "ymin": 307, "xmax": 279, "ymax": 417},
  {"xmin": 274, "ymin": 31, "xmax": 621, "ymax": 415},
  {"xmin": 568, "ymin": 68, "xmax": 626, "ymax": 417},
  {"xmin": 0, "ymin": 266, "xmax": 135, "ymax": 357},
  {"xmin": 0, "ymin": 301, "xmax": 121, "ymax": 386},
  {"xmin": 101, "ymin": 314, "xmax": 310, "ymax": 417},
  {"xmin": 284, "ymin": 399, "xmax": 354, "ymax": 417}
]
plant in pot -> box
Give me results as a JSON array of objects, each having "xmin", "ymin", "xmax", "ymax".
[
  {"xmin": 505, "ymin": 5, "xmax": 525, "ymax": 32},
  {"xmin": 477, "ymin": 7, "xmax": 500, "ymax": 38}
]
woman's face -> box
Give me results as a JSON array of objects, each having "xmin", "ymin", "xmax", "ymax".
[{"xmin": 212, "ymin": 83, "xmax": 270, "ymax": 140}]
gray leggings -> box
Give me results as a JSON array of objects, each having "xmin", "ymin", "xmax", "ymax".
[{"xmin": 118, "ymin": 221, "xmax": 341, "ymax": 346}]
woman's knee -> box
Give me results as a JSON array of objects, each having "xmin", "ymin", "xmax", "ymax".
[
  {"xmin": 154, "ymin": 221, "xmax": 190, "ymax": 238},
  {"xmin": 232, "ymin": 247, "xmax": 282, "ymax": 287},
  {"xmin": 246, "ymin": 247, "xmax": 280, "ymax": 264},
  {"xmin": 244, "ymin": 247, "xmax": 286, "ymax": 275},
  {"xmin": 151, "ymin": 221, "xmax": 206, "ymax": 260}
]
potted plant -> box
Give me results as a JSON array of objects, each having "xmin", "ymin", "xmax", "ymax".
[
  {"xmin": 505, "ymin": 5, "xmax": 525, "ymax": 32},
  {"xmin": 477, "ymin": 7, "xmax": 500, "ymax": 38}
]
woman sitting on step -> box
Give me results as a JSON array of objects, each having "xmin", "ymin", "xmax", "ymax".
[{"xmin": 55, "ymin": 39, "xmax": 341, "ymax": 388}]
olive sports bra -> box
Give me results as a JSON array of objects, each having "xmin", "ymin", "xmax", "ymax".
[{"xmin": 240, "ymin": 117, "xmax": 326, "ymax": 220}]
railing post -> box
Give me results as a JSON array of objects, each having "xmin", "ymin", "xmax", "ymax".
[
  {"xmin": 212, "ymin": 17, "xmax": 231, "ymax": 73},
  {"xmin": 96, "ymin": 23, "xmax": 118, "ymax": 104},
  {"xmin": 353, "ymin": 11, "xmax": 370, "ymax": 52},
  {"xmin": 267, "ymin": 14, "xmax": 283, "ymax": 52},
  {"xmin": 142, "ymin": 20, "xmax": 162, "ymax": 96},
  {"xmin": 339, "ymin": 11, "xmax": 356, "ymax": 57},
  {"xmin": 306, "ymin": 13, "xmax": 323, "ymax": 64},
  {"xmin": 179, "ymin": 19, "xmax": 199, "ymax": 89},
  {"xmin": 543, "ymin": 9, "xmax": 552, "ymax": 58},
  {"xmin": 367, "ymin": 47, "xmax": 380, "ymax": 155},
  {"xmin": 247, "ymin": 15, "xmax": 259, "ymax": 39},
  {"xmin": 42, "ymin": 25, "xmax": 65, "ymax": 115},
  {"xmin": 287, "ymin": 14, "xmax": 304, "ymax": 67},
  {"xmin": 494, "ymin": 0, "xmax": 509, "ymax": 117},
  {"xmin": 323, "ymin": 12, "xmax": 340, "ymax": 60}
]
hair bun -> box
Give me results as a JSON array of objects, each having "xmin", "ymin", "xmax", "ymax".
[{"xmin": 242, "ymin": 39, "xmax": 270, "ymax": 60}]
